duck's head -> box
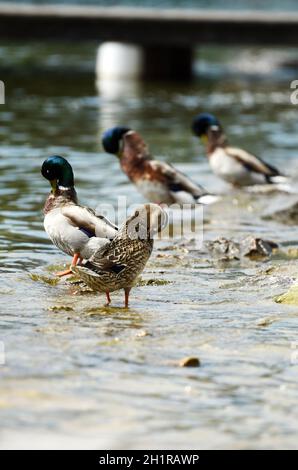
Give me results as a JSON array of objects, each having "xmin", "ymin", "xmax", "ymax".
[
  {"xmin": 41, "ymin": 155, "xmax": 74, "ymax": 192},
  {"xmin": 192, "ymin": 113, "xmax": 221, "ymax": 143},
  {"xmin": 102, "ymin": 126, "xmax": 131, "ymax": 157},
  {"xmin": 126, "ymin": 204, "xmax": 168, "ymax": 240}
]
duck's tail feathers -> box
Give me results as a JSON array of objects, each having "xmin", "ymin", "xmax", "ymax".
[
  {"xmin": 269, "ymin": 175, "xmax": 289, "ymax": 185},
  {"xmin": 268, "ymin": 175, "xmax": 296, "ymax": 193},
  {"xmin": 197, "ymin": 194, "xmax": 221, "ymax": 205},
  {"xmin": 274, "ymin": 183, "xmax": 297, "ymax": 193}
]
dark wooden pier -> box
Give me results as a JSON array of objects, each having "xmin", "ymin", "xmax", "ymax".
[{"xmin": 1, "ymin": 3, "xmax": 298, "ymax": 79}]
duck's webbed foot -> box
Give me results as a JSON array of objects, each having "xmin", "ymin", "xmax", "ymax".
[
  {"xmin": 55, "ymin": 268, "xmax": 73, "ymax": 277},
  {"xmin": 55, "ymin": 253, "xmax": 81, "ymax": 277}
]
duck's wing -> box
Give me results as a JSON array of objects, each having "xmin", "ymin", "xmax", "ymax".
[
  {"xmin": 149, "ymin": 160, "xmax": 207, "ymax": 199},
  {"xmin": 84, "ymin": 256, "xmax": 126, "ymax": 276},
  {"xmin": 226, "ymin": 147, "xmax": 280, "ymax": 177},
  {"xmin": 61, "ymin": 205, "xmax": 118, "ymax": 239},
  {"xmin": 79, "ymin": 236, "xmax": 128, "ymax": 275},
  {"xmin": 122, "ymin": 131, "xmax": 218, "ymax": 203}
]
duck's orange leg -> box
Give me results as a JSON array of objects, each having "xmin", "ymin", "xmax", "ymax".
[
  {"xmin": 55, "ymin": 253, "xmax": 80, "ymax": 277},
  {"xmin": 124, "ymin": 288, "xmax": 131, "ymax": 308},
  {"xmin": 105, "ymin": 291, "xmax": 111, "ymax": 306}
]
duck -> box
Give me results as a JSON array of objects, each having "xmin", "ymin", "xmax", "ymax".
[
  {"xmin": 72, "ymin": 204, "xmax": 168, "ymax": 308},
  {"xmin": 192, "ymin": 113, "xmax": 287, "ymax": 187},
  {"xmin": 41, "ymin": 155, "xmax": 118, "ymax": 276},
  {"xmin": 101, "ymin": 127, "xmax": 219, "ymax": 205}
]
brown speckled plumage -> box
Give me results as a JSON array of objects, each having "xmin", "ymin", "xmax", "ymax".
[{"xmin": 73, "ymin": 204, "xmax": 168, "ymax": 307}]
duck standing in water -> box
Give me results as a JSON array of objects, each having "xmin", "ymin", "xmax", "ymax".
[
  {"xmin": 72, "ymin": 204, "xmax": 168, "ymax": 308},
  {"xmin": 102, "ymin": 127, "xmax": 218, "ymax": 205},
  {"xmin": 192, "ymin": 113, "xmax": 286, "ymax": 187},
  {"xmin": 41, "ymin": 155, "xmax": 118, "ymax": 276}
]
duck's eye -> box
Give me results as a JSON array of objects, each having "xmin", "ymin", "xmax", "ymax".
[{"xmin": 134, "ymin": 211, "xmax": 139, "ymax": 217}]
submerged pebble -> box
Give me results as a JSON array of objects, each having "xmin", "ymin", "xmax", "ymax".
[
  {"xmin": 135, "ymin": 330, "xmax": 152, "ymax": 337},
  {"xmin": 256, "ymin": 317, "xmax": 277, "ymax": 327},
  {"xmin": 178, "ymin": 357, "xmax": 201, "ymax": 368},
  {"xmin": 48, "ymin": 305, "xmax": 74, "ymax": 312}
]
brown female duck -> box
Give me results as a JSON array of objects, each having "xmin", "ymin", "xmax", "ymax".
[{"xmin": 72, "ymin": 204, "xmax": 168, "ymax": 307}]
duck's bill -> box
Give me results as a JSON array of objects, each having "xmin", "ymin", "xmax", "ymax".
[
  {"xmin": 50, "ymin": 179, "xmax": 58, "ymax": 191},
  {"xmin": 200, "ymin": 135, "xmax": 208, "ymax": 145}
]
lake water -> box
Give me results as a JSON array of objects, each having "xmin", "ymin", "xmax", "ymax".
[
  {"xmin": 2, "ymin": 0, "xmax": 298, "ymax": 12},
  {"xmin": 0, "ymin": 43, "xmax": 298, "ymax": 449}
]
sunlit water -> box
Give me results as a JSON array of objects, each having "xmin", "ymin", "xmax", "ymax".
[{"xmin": 0, "ymin": 44, "xmax": 298, "ymax": 449}]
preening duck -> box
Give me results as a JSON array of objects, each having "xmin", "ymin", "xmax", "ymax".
[
  {"xmin": 73, "ymin": 204, "xmax": 168, "ymax": 307},
  {"xmin": 41, "ymin": 155, "xmax": 118, "ymax": 276},
  {"xmin": 192, "ymin": 113, "xmax": 286, "ymax": 187},
  {"xmin": 102, "ymin": 126, "xmax": 219, "ymax": 205}
]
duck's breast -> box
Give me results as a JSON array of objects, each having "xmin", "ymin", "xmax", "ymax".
[
  {"xmin": 209, "ymin": 148, "xmax": 263, "ymax": 185},
  {"xmin": 44, "ymin": 209, "xmax": 89, "ymax": 256}
]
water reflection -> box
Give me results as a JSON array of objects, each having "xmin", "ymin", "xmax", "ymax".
[{"xmin": 97, "ymin": 78, "xmax": 142, "ymax": 131}]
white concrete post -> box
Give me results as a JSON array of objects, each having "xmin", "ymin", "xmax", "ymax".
[{"xmin": 96, "ymin": 42, "xmax": 144, "ymax": 80}]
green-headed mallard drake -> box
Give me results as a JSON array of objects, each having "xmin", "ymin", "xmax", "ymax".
[
  {"xmin": 72, "ymin": 203, "xmax": 168, "ymax": 307},
  {"xmin": 102, "ymin": 127, "xmax": 219, "ymax": 205},
  {"xmin": 192, "ymin": 113, "xmax": 287, "ymax": 187},
  {"xmin": 41, "ymin": 155, "xmax": 118, "ymax": 276}
]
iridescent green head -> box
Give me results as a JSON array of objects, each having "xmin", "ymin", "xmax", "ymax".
[{"xmin": 41, "ymin": 155, "xmax": 74, "ymax": 191}]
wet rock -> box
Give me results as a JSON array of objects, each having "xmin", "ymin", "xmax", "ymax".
[
  {"xmin": 261, "ymin": 266, "xmax": 278, "ymax": 275},
  {"xmin": 206, "ymin": 236, "xmax": 278, "ymax": 261},
  {"xmin": 206, "ymin": 237, "xmax": 240, "ymax": 261},
  {"xmin": 265, "ymin": 201, "xmax": 298, "ymax": 226},
  {"xmin": 179, "ymin": 356, "xmax": 201, "ymax": 367},
  {"xmin": 137, "ymin": 278, "xmax": 171, "ymax": 286},
  {"xmin": 287, "ymin": 248, "xmax": 298, "ymax": 259},
  {"xmin": 275, "ymin": 283, "xmax": 298, "ymax": 305},
  {"xmin": 242, "ymin": 236, "xmax": 278, "ymax": 259}
]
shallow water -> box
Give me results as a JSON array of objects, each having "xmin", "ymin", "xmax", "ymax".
[{"xmin": 0, "ymin": 44, "xmax": 298, "ymax": 449}]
